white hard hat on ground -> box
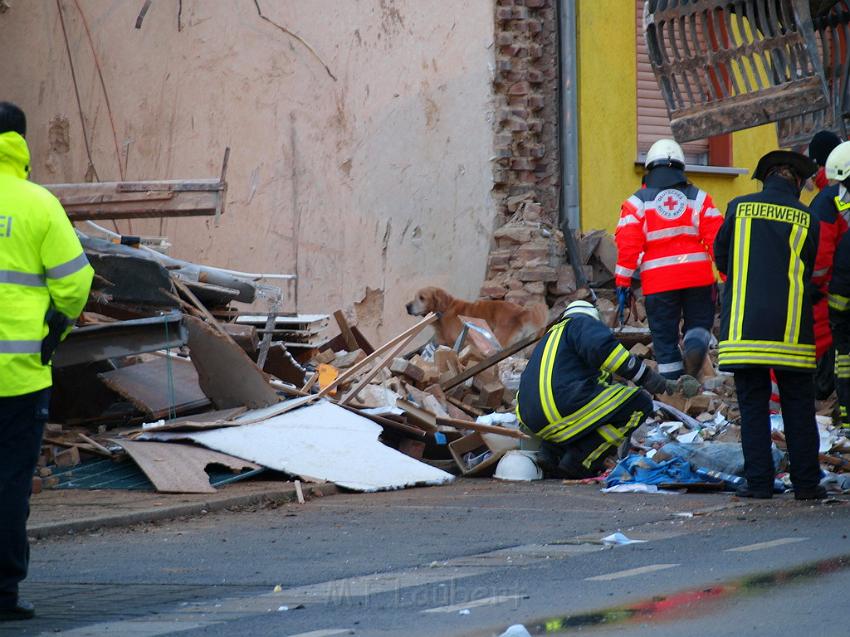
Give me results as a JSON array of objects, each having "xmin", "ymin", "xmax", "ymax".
[
  {"xmin": 494, "ymin": 451, "xmax": 543, "ymax": 481},
  {"xmin": 645, "ymin": 138, "xmax": 685, "ymax": 170},
  {"xmin": 826, "ymin": 140, "xmax": 850, "ymax": 182},
  {"xmin": 562, "ymin": 300, "xmax": 600, "ymax": 321}
]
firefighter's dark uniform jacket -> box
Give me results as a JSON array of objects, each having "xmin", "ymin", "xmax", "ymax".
[
  {"xmin": 829, "ymin": 230, "xmax": 850, "ymax": 425},
  {"xmin": 516, "ymin": 315, "xmax": 646, "ymax": 443},
  {"xmin": 715, "ymin": 175, "xmax": 819, "ymax": 372}
]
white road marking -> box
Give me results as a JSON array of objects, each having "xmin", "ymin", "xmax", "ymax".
[
  {"xmin": 586, "ymin": 563, "xmax": 679, "ymax": 581},
  {"xmin": 422, "ymin": 594, "xmax": 526, "ymax": 614},
  {"xmin": 38, "ymin": 620, "xmax": 213, "ymax": 636},
  {"xmin": 725, "ymin": 537, "xmax": 808, "ymax": 553},
  {"xmin": 287, "ymin": 630, "xmax": 354, "ymax": 637}
]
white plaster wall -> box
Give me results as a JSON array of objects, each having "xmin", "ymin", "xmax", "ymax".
[{"xmin": 0, "ymin": 0, "xmax": 497, "ymax": 342}]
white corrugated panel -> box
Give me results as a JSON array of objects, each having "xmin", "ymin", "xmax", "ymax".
[{"xmin": 636, "ymin": 0, "xmax": 709, "ymax": 164}]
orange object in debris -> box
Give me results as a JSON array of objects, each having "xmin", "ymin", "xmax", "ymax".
[{"xmin": 317, "ymin": 364, "xmax": 339, "ymax": 395}]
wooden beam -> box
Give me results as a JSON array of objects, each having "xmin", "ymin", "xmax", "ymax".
[
  {"xmin": 45, "ymin": 178, "xmax": 226, "ymax": 221},
  {"xmin": 440, "ymin": 332, "xmax": 540, "ymax": 391},
  {"xmin": 436, "ymin": 416, "xmax": 531, "ymax": 440},
  {"xmin": 318, "ymin": 313, "xmax": 437, "ymax": 399},
  {"xmin": 334, "ymin": 310, "xmax": 359, "ymax": 352}
]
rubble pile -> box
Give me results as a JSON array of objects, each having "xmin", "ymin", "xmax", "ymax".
[{"xmin": 36, "ymin": 183, "xmax": 850, "ymax": 497}]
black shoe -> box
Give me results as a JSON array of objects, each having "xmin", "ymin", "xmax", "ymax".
[
  {"xmin": 0, "ymin": 599, "xmax": 35, "ymax": 621},
  {"xmin": 735, "ymin": 485, "xmax": 773, "ymax": 499},
  {"xmin": 794, "ymin": 485, "xmax": 827, "ymax": 501}
]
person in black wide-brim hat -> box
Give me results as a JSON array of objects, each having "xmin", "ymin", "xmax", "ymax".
[{"xmin": 713, "ymin": 149, "xmax": 826, "ymax": 500}]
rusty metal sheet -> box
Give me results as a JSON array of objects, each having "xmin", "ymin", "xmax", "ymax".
[{"xmin": 99, "ymin": 356, "xmax": 211, "ymax": 418}]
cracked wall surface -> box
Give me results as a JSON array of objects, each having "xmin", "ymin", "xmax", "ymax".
[{"xmin": 0, "ymin": 0, "xmax": 497, "ymax": 343}]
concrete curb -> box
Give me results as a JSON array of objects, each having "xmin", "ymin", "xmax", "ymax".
[{"xmin": 29, "ymin": 482, "xmax": 339, "ymax": 540}]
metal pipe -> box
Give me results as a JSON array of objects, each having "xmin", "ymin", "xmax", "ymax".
[
  {"xmin": 557, "ymin": 0, "xmax": 595, "ymax": 301},
  {"xmin": 558, "ymin": 0, "xmax": 581, "ymax": 233}
]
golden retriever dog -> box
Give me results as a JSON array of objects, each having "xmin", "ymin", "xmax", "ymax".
[{"xmin": 406, "ymin": 286, "xmax": 548, "ymax": 348}]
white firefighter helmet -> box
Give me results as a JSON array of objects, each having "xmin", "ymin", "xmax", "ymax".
[
  {"xmin": 826, "ymin": 140, "xmax": 850, "ymax": 182},
  {"xmin": 645, "ymin": 138, "xmax": 685, "ymax": 170},
  {"xmin": 494, "ymin": 451, "xmax": 543, "ymax": 481},
  {"xmin": 562, "ymin": 300, "xmax": 600, "ymax": 321}
]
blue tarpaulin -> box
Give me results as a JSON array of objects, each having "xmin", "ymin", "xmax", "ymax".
[{"xmin": 605, "ymin": 454, "xmax": 720, "ymax": 488}]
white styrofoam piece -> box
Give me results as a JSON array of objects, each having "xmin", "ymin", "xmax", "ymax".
[{"xmin": 141, "ymin": 400, "xmax": 453, "ymax": 492}]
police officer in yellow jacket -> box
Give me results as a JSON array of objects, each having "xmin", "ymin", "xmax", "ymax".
[
  {"xmin": 0, "ymin": 103, "xmax": 93, "ymax": 621},
  {"xmin": 517, "ymin": 300, "xmax": 676, "ymax": 478},
  {"xmin": 715, "ymin": 150, "xmax": 824, "ymax": 500}
]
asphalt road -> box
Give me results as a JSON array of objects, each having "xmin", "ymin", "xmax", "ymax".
[{"xmin": 4, "ymin": 480, "xmax": 850, "ymax": 636}]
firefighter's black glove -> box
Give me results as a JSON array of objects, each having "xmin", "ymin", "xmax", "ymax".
[
  {"xmin": 41, "ymin": 309, "xmax": 71, "ymax": 365},
  {"xmin": 809, "ymin": 283, "xmax": 825, "ymax": 305},
  {"xmin": 638, "ymin": 366, "xmax": 669, "ymax": 396}
]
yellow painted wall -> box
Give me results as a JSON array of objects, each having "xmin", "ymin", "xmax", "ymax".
[{"xmin": 576, "ymin": 0, "xmax": 782, "ymax": 232}]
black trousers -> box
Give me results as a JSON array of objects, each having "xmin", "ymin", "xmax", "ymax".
[
  {"xmin": 644, "ymin": 285, "xmax": 715, "ymax": 379},
  {"xmin": 734, "ymin": 369, "xmax": 820, "ymax": 492},
  {"xmin": 831, "ymin": 312, "xmax": 850, "ymax": 427},
  {"xmin": 540, "ymin": 389, "xmax": 654, "ymax": 479},
  {"xmin": 0, "ymin": 389, "xmax": 49, "ymax": 606}
]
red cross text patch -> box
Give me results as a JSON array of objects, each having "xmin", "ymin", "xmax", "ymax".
[{"xmin": 653, "ymin": 189, "xmax": 688, "ymax": 220}]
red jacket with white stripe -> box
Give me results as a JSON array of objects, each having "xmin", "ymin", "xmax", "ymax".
[
  {"xmin": 615, "ymin": 184, "xmax": 723, "ymax": 295},
  {"xmin": 809, "ymin": 183, "xmax": 850, "ymax": 357}
]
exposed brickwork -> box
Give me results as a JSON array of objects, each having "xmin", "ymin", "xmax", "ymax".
[
  {"xmin": 481, "ymin": 0, "xmax": 563, "ymax": 306},
  {"xmin": 491, "ymin": 0, "xmax": 559, "ymax": 223}
]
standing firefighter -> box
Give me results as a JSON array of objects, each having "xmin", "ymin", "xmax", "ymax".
[
  {"xmin": 615, "ymin": 139, "xmax": 723, "ymax": 380},
  {"xmin": 516, "ymin": 301, "xmax": 687, "ymax": 478},
  {"xmin": 807, "ymin": 134, "xmax": 848, "ymax": 399},
  {"xmin": 714, "ymin": 151, "xmax": 824, "ymax": 500},
  {"xmin": 827, "ymin": 142, "xmax": 850, "ymax": 433},
  {"xmin": 829, "ymin": 230, "xmax": 850, "ymax": 433},
  {"xmin": 0, "ymin": 102, "xmax": 93, "ymax": 620}
]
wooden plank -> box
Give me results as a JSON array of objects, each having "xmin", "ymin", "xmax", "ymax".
[
  {"xmin": 340, "ymin": 327, "xmax": 426, "ymax": 405},
  {"xmin": 45, "ymin": 179, "xmax": 226, "ymax": 221},
  {"xmin": 435, "ymin": 416, "xmax": 530, "ymax": 440},
  {"xmin": 98, "ymin": 357, "xmax": 211, "ymax": 418},
  {"xmin": 440, "ymin": 332, "xmax": 540, "ymax": 391},
  {"xmin": 334, "ymin": 310, "xmax": 359, "ymax": 352},
  {"xmin": 112, "ymin": 439, "xmax": 259, "ymax": 494},
  {"xmin": 318, "ymin": 314, "xmax": 437, "ymax": 399}
]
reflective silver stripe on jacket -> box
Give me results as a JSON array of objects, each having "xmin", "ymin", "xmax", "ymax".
[
  {"xmin": 625, "ymin": 195, "xmax": 644, "ymax": 216},
  {"xmin": 46, "ymin": 253, "xmax": 90, "ymax": 279},
  {"xmin": 640, "ymin": 252, "xmax": 710, "ymax": 271},
  {"xmin": 645, "ymin": 226, "xmax": 699, "ymax": 241},
  {"xmin": 615, "ymin": 265, "xmax": 635, "ymax": 278},
  {"xmin": 657, "ymin": 361, "xmax": 684, "ymax": 373},
  {"xmin": 0, "ymin": 270, "xmax": 45, "ymax": 287},
  {"xmin": 0, "ymin": 340, "xmax": 42, "ymax": 354},
  {"xmin": 813, "ymin": 267, "xmax": 829, "ymax": 278}
]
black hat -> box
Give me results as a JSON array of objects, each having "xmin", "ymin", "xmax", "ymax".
[
  {"xmin": 809, "ymin": 130, "xmax": 842, "ymax": 166},
  {"xmin": 753, "ymin": 150, "xmax": 817, "ymax": 182},
  {"xmin": 0, "ymin": 102, "xmax": 26, "ymax": 137}
]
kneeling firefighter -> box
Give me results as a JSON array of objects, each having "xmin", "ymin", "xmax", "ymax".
[{"xmin": 516, "ymin": 301, "xmax": 690, "ymax": 478}]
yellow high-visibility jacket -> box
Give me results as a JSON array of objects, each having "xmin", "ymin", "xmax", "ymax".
[{"xmin": 0, "ymin": 131, "xmax": 93, "ymax": 397}]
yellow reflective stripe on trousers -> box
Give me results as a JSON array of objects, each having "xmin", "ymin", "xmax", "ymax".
[
  {"xmin": 829, "ymin": 293, "xmax": 850, "ymax": 311},
  {"xmin": 581, "ymin": 411, "xmax": 643, "ymax": 469},
  {"xmin": 837, "ymin": 353, "xmax": 850, "ymax": 379},
  {"xmin": 601, "ymin": 344, "xmax": 630, "ymax": 374},
  {"xmin": 731, "ymin": 216, "xmax": 751, "ymax": 341},
  {"xmin": 784, "ymin": 224, "xmax": 807, "ymax": 344},
  {"xmin": 538, "ymin": 384, "xmax": 636, "ymax": 443},
  {"xmin": 538, "ymin": 321, "xmax": 566, "ymax": 424},
  {"xmin": 599, "ymin": 425, "xmax": 623, "ymax": 443}
]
